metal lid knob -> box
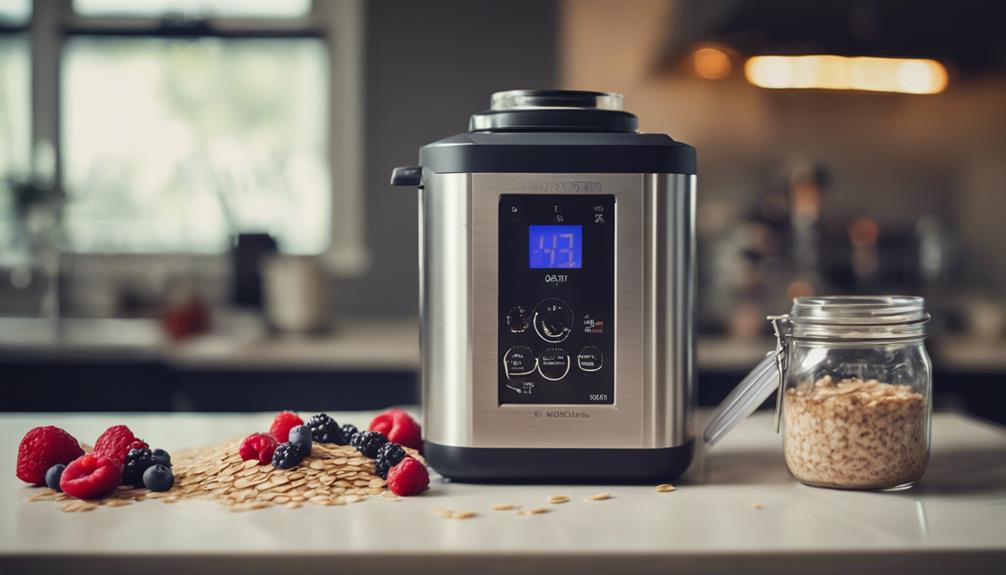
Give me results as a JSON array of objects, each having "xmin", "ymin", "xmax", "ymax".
[
  {"xmin": 490, "ymin": 90, "xmax": 624, "ymax": 111},
  {"xmin": 470, "ymin": 89, "xmax": 637, "ymax": 133}
]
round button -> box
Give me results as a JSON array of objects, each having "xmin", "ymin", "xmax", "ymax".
[
  {"xmin": 505, "ymin": 305, "xmax": 530, "ymax": 334},
  {"xmin": 533, "ymin": 298, "xmax": 573, "ymax": 343},
  {"xmin": 537, "ymin": 347, "xmax": 571, "ymax": 381},
  {"xmin": 503, "ymin": 345, "xmax": 536, "ymax": 378},
  {"xmin": 577, "ymin": 346, "xmax": 604, "ymax": 372}
]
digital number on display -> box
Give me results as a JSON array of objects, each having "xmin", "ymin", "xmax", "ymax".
[{"xmin": 529, "ymin": 225, "xmax": 583, "ymax": 269}]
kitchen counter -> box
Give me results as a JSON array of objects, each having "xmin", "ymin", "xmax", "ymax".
[
  {"xmin": 0, "ymin": 316, "xmax": 420, "ymax": 371},
  {"xmin": 2, "ymin": 411, "xmax": 1004, "ymax": 574},
  {"xmin": 0, "ymin": 316, "xmax": 776, "ymax": 372}
]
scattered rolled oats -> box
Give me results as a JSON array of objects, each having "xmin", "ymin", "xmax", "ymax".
[
  {"xmin": 518, "ymin": 508, "xmax": 549, "ymax": 516},
  {"xmin": 656, "ymin": 484, "xmax": 676, "ymax": 493},
  {"xmin": 62, "ymin": 501, "xmax": 97, "ymax": 513},
  {"xmin": 783, "ymin": 376, "xmax": 928, "ymax": 489},
  {"xmin": 587, "ymin": 492, "xmax": 611, "ymax": 501},
  {"xmin": 547, "ymin": 495, "xmax": 569, "ymax": 504},
  {"xmin": 492, "ymin": 503, "xmax": 520, "ymax": 511},
  {"xmin": 751, "ymin": 502, "xmax": 766, "ymax": 510},
  {"xmin": 433, "ymin": 507, "xmax": 476, "ymax": 519},
  {"xmin": 31, "ymin": 438, "xmax": 423, "ymax": 513}
]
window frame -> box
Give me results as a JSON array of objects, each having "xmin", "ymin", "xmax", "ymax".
[{"xmin": 10, "ymin": 0, "xmax": 367, "ymax": 281}]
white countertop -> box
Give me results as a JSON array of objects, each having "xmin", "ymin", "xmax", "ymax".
[{"xmin": 2, "ymin": 410, "xmax": 1004, "ymax": 574}]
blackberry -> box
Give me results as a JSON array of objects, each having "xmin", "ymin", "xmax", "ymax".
[
  {"xmin": 271, "ymin": 442, "xmax": 307, "ymax": 470},
  {"xmin": 307, "ymin": 414, "xmax": 341, "ymax": 444},
  {"xmin": 151, "ymin": 448, "xmax": 172, "ymax": 467},
  {"xmin": 122, "ymin": 447, "xmax": 155, "ymax": 487},
  {"xmin": 339, "ymin": 424, "xmax": 358, "ymax": 445},
  {"xmin": 350, "ymin": 431, "xmax": 387, "ymax": 458},
  {"xmin": 374, "ymin": 442, "xmax": 406, "ymax": 479}
]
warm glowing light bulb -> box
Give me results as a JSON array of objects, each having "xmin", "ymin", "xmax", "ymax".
[
  {"xmin": 691, "ymin": 46, "xmax": 732, "ymax": 80},
  {"xmin": 744, "ymin": 55, "xmax": 948, "ymax": 94}
]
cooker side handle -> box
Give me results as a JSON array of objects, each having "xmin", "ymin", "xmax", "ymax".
[{"xmin": 390, "ymin": 165, "xmax": 422, "ymax": 187}]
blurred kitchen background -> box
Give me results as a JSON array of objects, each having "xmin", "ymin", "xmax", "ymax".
[{"xmin": 1, "ymin": 0, "xmax": 1004, "ymax": 422}]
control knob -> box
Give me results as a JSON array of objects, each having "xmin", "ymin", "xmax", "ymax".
[{"xmin": 533, "ymin": 298, "xmax": 573, "ymax": 343}]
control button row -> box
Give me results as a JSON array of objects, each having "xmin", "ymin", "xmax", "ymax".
[
  {"xmin": 509, "ymin": 300, "xmax": 609, "ymax": 343},
  {"xmin": 508, "ymin": 299, "xmax": 580, "ymax": 343},
  {"xmin": 503, "ymin": 345, "xmax": 604, "ymax": 381}
]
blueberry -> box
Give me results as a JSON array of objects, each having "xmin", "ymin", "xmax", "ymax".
[
  {"xmin": 288, "ymin": 425, "xmax": 313, "ymax": 452},
  {"xmin": 45, "ymin": 464, "xmax": 66, "ymax": 492},
  {"xmin": 151, "ymin": 448, "xmax": 172, "ymax": 467},
  {"xmin": 142, "ymin": 464, "xmax": 174, "ymax": 492}
]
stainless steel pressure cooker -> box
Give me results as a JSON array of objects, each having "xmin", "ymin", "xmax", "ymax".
[{"xmin": 391, "ymin": 90, "xmax": 697, "ymax": 481}]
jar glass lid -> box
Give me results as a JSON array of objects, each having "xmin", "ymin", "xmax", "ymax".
[
  {"xmin": 791, "ymin": 295, "xmax": 928, "ymax": 326},
  {"xmin": 702, "ymin": 295, "xmax": 929, "ymax": 447},
  {"xmin": 790, "ymin": 295, "xmax": 929, "ymax": 340}
]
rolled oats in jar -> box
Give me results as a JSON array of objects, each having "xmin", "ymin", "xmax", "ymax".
[{"xmin": 705, "ymin": 296, "xmax": 932, "ymax": 491}]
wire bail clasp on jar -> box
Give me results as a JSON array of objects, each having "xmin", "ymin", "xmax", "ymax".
[
  {"xmin": 701, "ymin": 313, "xmax": 795, "ymax": 447},
  {"xmin": 767, "ymin": 314, "xmax": 792, "ymax": 434}
]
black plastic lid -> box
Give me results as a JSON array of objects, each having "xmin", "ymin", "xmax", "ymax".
[
  {"xmin": 390, "ymin": 89, "xmax": 697, "ymax": 179},
  {"xmin": 469, "ymin": 89, "xmax": 638, "ymax": 133}
]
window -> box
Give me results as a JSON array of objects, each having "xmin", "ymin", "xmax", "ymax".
[
  {"xmin": 0, "ymin": 1, "xmax": 31, "ymax": 249},
  {"xmin": 0, "ymin": 0, "xmax": 30, "ymax": 22},
  {"xmin": 73, "ymin": 0, "xmax": 312, "ymax": 18},
  {"xmin": 0, "ymin": 0, "xmax": 365, "ymax": 264},
  {"xmin": 62, "ymin": 37, "xmax": 330, "ymax": 253}
]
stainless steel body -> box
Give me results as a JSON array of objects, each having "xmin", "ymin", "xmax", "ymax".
[{"xmin": 420, "ymin": 171, "xmax": 696, "ymax": 450}]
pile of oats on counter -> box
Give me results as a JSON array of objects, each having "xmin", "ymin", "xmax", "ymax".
[
  {"xmin": 783, "ymin": 375, "xmax": 929, "ymax": 489},
  {"xmin": 32, "ymin": 439, "xmax": 421, "ymax": 512}
]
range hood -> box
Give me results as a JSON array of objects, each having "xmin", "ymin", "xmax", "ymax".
[{"xmin": 662, "ymin": 0, "xmax": 1006, "ymax": 91}]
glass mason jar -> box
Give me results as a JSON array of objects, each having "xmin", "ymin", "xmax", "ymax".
[
  {"xmin": 704, "ymin": 296, "xmax": 932, "ymax": 491},
  {"xmin": 780, "ymin": 296, "xmax": 932, "ymax": 490}
]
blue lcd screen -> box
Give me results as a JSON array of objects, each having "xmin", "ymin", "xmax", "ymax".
[{"xmin": 529, "ymin": 225, "xmax": 583, "ymax": 269}]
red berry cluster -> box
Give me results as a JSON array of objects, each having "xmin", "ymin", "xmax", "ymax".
[
  {"xmin": 16, "ymin": 424, "xmax": 162, "ymax": 500},
  {"xmin": 238, "ymin": 408, "xmax": 430, "ymax": 496},
  {"xmin": 368, "ymin": 408, "xmax": 428, "ymax": 496}
]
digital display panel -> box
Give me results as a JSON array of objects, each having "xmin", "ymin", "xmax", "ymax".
[{"xmin": 529, "ymin": 225, "xmax": 583, "ymax": 269}]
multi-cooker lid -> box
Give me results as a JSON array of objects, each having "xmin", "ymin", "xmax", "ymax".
[
  {"xmin": 469, "ymin": 90, "xmax": 639, "ymax": 133},
  {"xmin": 390, "ymin": 89, "xmax": 697, "ymax": 184}
]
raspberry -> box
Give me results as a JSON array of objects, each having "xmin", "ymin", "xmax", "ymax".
[
  {"xmin": 386, "ymin": 456, "xmax": 429, "ymax": 496},
  {"xmin": 239, "ymin": 433, "xmax": 278, "ymax": 465},
  {"xmin": 268, "ymin": 411, "xmax": 304, "ymax": 443},
  {"xmin": 60, "ymin": 454, "xmax": 122, "ymax": 499},
  {"xmin": 93, "ymin": 425, "xmax": 148, "ymax": 464},
  {"xmin": 16, "ymin": 426, "xmax": 85, "ymax": 486},
  {"xmin": 368, "ymin": 409, "xmax": 423, "ymax": 452}
]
